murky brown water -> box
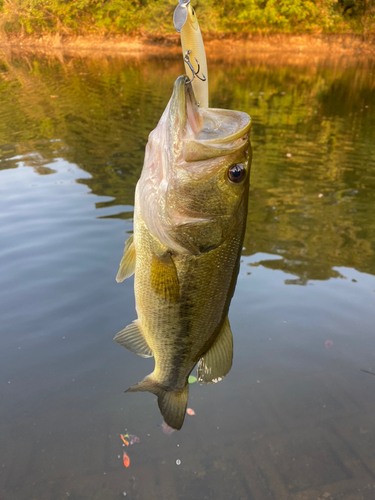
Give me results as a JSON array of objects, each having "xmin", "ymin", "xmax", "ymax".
[{"xmin": 0, "ymin": 51, "xmax": 375, "ymax": 500}]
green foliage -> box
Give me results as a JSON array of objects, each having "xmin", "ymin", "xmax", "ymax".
[
  {"xmin": 218, "ymin": 0, "xmax": 371, "ymax": 32},
  {"xmin": 0, "ymin": 0, "xmax": 143, "ymax": 34},
  {"xmin": 0, "ymin": 0, "xmax": 374, "ymax": 35}
]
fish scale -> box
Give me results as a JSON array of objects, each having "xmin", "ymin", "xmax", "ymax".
[{"xmin": 135, "ymin": 207, "xmax": 247, "ymax": 387}]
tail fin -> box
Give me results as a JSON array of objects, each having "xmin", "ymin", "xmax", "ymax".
[{"xmin": 126, "ymin": 375, "xmax": 189, "ymax": 430}]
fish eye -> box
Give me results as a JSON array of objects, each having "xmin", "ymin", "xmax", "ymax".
[{"xmin": 227, "ymin": 163, "xmax": 246, "ymax": 183}]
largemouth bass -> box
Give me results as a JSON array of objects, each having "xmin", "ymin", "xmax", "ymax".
[{"xmin": 115, "ymin": 76, "xmax": 252, "ymax": 430}]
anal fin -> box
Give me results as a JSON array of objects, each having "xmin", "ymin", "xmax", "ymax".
[
  {"xmin": 114, "ymin": 320, "xmax": 153, "ymax": 358},
  {"xmin": 116, "ymin": 235, "xmax": 136, "ymax": 283},
  {"xmin": 197, "ymin": 316, "xmax": 233, "ymax": 384}
]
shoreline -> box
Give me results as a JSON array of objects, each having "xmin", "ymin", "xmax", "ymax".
[{"xmin": 1, "ymin": 33, "xmax": 375, "ymax": 59}]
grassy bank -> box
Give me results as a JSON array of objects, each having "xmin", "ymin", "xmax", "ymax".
[{"xmin": 0, "ymin": 0, "xmax": 374, "ymax": 38}]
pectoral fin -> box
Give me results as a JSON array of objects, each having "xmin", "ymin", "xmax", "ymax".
[
  {"xmin": 126, "ymin": 375, "xmax": 189, "ymax": 430},
  {"xmin": 114, "ymin": 320, "xmax": 153, "ymax": 358},
  {"xmin": 116, "ymin": 235, "xmax": 136, "ymax": 283},
  {"xmin": 197, "ymin": 317, "xmax": 233, "ymax": 384},
  {"xmin": 151, "ymin": 253, "xmax": 180, "ymax": 302}
]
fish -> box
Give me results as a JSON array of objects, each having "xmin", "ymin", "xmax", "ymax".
[
  {"xmin": 115, "ymin": 75, "xmax": 252, "ymax": 430},
  {"xmin": 173, "ymin": 0, "xmax": 209, "ymax": 107}
]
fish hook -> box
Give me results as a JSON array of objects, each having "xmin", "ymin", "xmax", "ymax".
[{"xmin": 184, "ymin": 50, "xmax": 206, "ymax": 84}]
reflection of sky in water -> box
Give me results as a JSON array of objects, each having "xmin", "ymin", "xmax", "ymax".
[{"xmin": 1, "ymin": 55, "xmax": 375, "ymax": 499}]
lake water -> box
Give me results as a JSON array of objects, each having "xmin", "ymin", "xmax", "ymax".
[{"xmin": 0, "ymin": 50, "xmax": 375, "ymax": 500}]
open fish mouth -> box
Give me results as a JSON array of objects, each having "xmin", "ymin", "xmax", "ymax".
[{"xmin": 172, "ymin": 75, "xmax": 252, "ymax": 162}]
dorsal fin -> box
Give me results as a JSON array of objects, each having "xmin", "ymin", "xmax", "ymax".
[{"xmin": 197, "ymin": 316, "xmax": 233, "ymax": 384}]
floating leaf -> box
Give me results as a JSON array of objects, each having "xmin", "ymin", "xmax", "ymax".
[
  {"xmin": 123, "ymin": 452, "xmax": 130, "ymax": 468},
  {"xmin": 120, "ymin": 434, "xmax": 129, "ymax": 445},
  {"xmin": 129, "ymin": 434, "xmax": 140, "ymax": 445},
  {"xmin": 161, "ymin": 421, "xmax": 175, "ymax": 435},
  {"xmin": 188, "ymin": 376, "xmax": 197, "ymax": 384},
  {"xmin": 186, "ymin": 408, "xmax": 195, "ymax": 416}
]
